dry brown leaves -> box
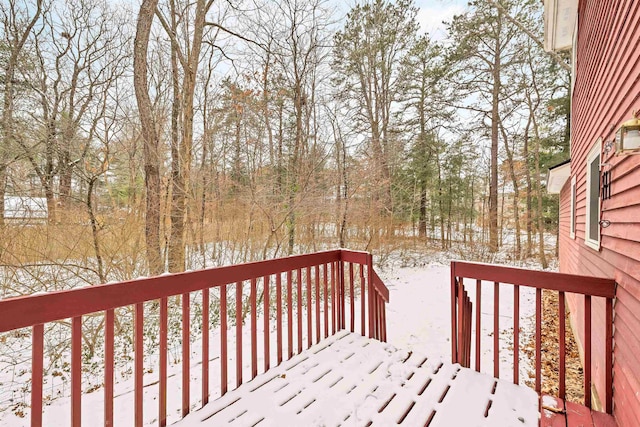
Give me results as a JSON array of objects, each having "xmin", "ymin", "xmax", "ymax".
[{"xmin": 522, "ymin": 290, "xmax": 585, "ymax": 404}]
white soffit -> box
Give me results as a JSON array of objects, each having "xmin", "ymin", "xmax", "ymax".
[
  {"xmin": 547, "ymin": 161, "xmax": 571, "ymax": 194},
  {"xmin": 544, "ymin": 0, "xmax": 578, "ymax": 52}
]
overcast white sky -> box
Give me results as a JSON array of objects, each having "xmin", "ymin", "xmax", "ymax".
[{"xmin": 414, "ymin": 0, "xmax": 468, "ymax": 39}]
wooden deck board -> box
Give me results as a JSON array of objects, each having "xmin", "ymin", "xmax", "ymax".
[
  {"xmin": 541, "ymin": 395, "xmax": 568, "ymax": 427},
  {"xmin": 541, "ymin": 394, "xmax": 617, "ymax": 427},
  {"xmin": 176, "ymin": 331, "xmax": 540, "ymax": 426}
]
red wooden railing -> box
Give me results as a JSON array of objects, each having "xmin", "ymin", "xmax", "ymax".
[
  {"xmin": 0, "ymin": 249, "xmax": 389, "ymax": 427},
  {"xmin": 451, "ymin": 261, "xmax": 615, "ymax": 414}
]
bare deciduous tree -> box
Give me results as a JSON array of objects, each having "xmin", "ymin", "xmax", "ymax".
[
  {"xmin": 134, "ymin": 0, "xmax": 163, "ymax": 275},
  {"xmin": 0, "ymin": 0, "xmax": 43, "ymax": 227}
]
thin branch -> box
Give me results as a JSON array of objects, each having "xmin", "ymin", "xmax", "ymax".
[
  {"xmin": 154, "ymin": 7, "xmax": 188, "ymax": 69},
  {"xmin": 204, "ymin": 21, "xmax": 266, "ymax": 50},
  {"xmin": 202, "ymin": 40, "xmax": 240, "ymax": 75}
]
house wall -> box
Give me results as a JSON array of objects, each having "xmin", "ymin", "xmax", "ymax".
[{"xmin": 559, "ymin": 1, "xmax": 640, "ymax": 425}]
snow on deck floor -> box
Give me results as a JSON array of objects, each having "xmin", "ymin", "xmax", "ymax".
[{"xmin": 175, "ymin": 330, "xmax": 539, "ymax": 427}]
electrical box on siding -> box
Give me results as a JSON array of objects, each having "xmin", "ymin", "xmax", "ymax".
[{"xmin": 544, "ymin": 0, "xmax": 578, "ymax": 52}]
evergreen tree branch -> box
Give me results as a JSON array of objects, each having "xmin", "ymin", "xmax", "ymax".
[{"xmin": 487, "ymin": 0, "xmax": 571, "ymax": 72}]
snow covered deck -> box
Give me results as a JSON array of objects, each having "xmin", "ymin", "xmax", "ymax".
[
  {"xmin": 0, "ymin": 253, "xmax": 618, "ymax": 426},
  {"xmin": 175, "ymin": 330, "xmax": 540, "ymax": 426}
]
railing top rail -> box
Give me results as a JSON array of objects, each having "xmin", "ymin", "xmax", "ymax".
[
  {"xmin": 0, "ymin": 250, "xmax": 348, "ymax": 333},
  {"xmin": 372, "ymin": 270, "xmax": 390, "ymax": 302},
  {"xmin": 340, "ymin": 249, "xmax": 369, "ymax": 264},
  {"xmin": 451, "ymin": 260, "xmax": 615, "ymax": 299}
]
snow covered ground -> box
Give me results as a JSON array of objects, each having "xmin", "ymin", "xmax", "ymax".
[{"xmin": 0, "ymin": 253, "xmax": 545, "ymax": 426}]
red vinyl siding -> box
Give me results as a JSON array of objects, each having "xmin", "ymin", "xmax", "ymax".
[{"xmin": 559, "ymin": 0, "xmax": 640, "ymax": 424}]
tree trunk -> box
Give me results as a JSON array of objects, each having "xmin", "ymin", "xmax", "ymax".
[
  {"xmin": 340, "ymin": 139, "xmax": 349, "ymax": 248},
  {"xmin": 489, "ymin": 12, "xmax": 502, "ymax": 253},
  {"xmin": 86, "ymin": 177, "xmax": 105, "ymax": 283},
  {"xmin": 500, "ymin": 123, "xmax": 521, "ymax": 259},
  {"xmin": 523, "ymin": 126, "xmax": 533, "ymax": 257},
  {"xmin": 0, "ymin": 167, "xmax": 5, "ymax": 227},
  {"xmin": 437, "ymin": 152, "xmax": 445, "ymax": 249},
  {"xmin": 533, "ymin": 118, "xmax": 548, "ymax": 268},
  {"xmin": 168, "ymin": 0, "xmax": 183, "ymax": 272},
  {"xmin": 419, "ymin": 180, "xmax": 427, "ymax": 238},
  {"xmin": 166, "ymin": 0, "xmax": 207, "ymax": 273},
  {"xmin": 133, "ymin": 0, "xmax": 163, "ymax": 276}
]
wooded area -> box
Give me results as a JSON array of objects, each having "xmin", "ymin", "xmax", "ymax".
[{"xmin": 0, "ymin": 0, "xmax": 570, "ymax": 289}]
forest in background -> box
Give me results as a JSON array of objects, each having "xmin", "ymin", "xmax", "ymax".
[{"xmin": 0, "ymin": 0, "xmax": 570, "ymax": 294}]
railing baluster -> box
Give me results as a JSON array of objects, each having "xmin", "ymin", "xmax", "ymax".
[
  {"xmin": 236, "ymin": 281, "xmax": 243, "ymax": 388},
  {"xmin": 457, "ymin": 279, "xmax": 464, "ymax": 365},
  {"xmin": 535, "ymin": 288, "xmax": 542, "ymax": 394},
  {"xmin": 276, "ymin": 274, "xmax": 283, "ymax": 364},
  {"xmin": 327, "ymin": 263, "xmax": 336, "ymax": 335},
  {"xmin": 465, "ymin": 290, "xmax": 472, "ymax": 367},
  {"xmin": 335, "ymin": 262, "xmax": 339, "ymax": 331},
  {"xmin": 306, "ymin": 267, "xmax": 312, "ymax": 348},
  {"xmin": 220, "ymin": 285, "xmax": 228, "ymax": 396},
  {"xmin": 376, "ymin": 291, "xmax": 382, "ymax": 339},
  {"xmin": 287, "ymin": 271, "xmax": 293, "ymax": 359},
  {"xmin": 339, "ymin": 261, "xmax": 345, "ymax": 329},
  {"xmin": 450, "ymin": 268, "xmax": 458, "ymax": 364},
  {"xmin": 378, "ymin": 296, "xmax": 384, "ymax": 340},
  {"xmin": 372, "ymin": 293, "xmax": 377, "ymax": 340},
  {"xmin": 182, "ymin": 294, "xmax": 190, "ymax": 417},
  {"xmin": 475, "ymin": 279, "xmax": 481, "ymax": 372},
  {"xmin": 584, "ymin": 295, "xmax": 592, "ymax": 409},
  {"xmin": 264, "ymin": 275, "xmax": 270, "ymax": 372},
  {"xmin": 297, "ymin": 269, "xmax": 303, "ymax": 353},
  {"xmin": 202, "ymin": 288, "xmax": 209, "ymax": 406},
  {"xmin": 360, "ymin": 264, "xmax": 366, "ymax": 337},
  {"xmin": 559, "ymin": 291, "xmax": 566, "ymax": 400},
  {"xmin": 104, "ymin": 309, "xmax": 114, "ymax": 427},
  {"xmin": 514, "ymin": 285, "xmax": 520, "ymax": 384},
  {"xmin": 331, "ymin": 262, "xmax": 338, "ymax": 334},
  {"xmin": 367, "ymin": 255, "xmax": 374, "ymax": 339},
  {"xmin": 31, "ymin": 324, "xmax": 44, "ymax": 427},
  {"xmin": 493, "ymin": 282, "xmax": 499, "ymax": 378},
  {"xmin": 349, "ymin": 263, "xmax": 355, "ymax": 333},
  {"xmin": 135, "ymin": 305, "xmax": 144, "ymax": 425},
  {"xmin": 324, "ymin": 264, "xmax": 329, "ymax": 339},
  {"xmin": 373, "ymin": 288, "xmax": 380, "ymax": 340},
  {"xmin": 372, "ymin": 294, "xmax": 378, "ymax": 340},
  {"xmin": 315, "ymin": 265, "xmax": 320, "ymax": 344},
  {"xmin": 160, "ymin": 298, "xmax": 168, "ymax": 426},
  {"xmin": 381, "ymin": 295, "xmax": 387, "ymax": 342},
  {"xmin": 605, "ymin": 297, "xmax": 613, "ymax": 414},
  {"xmin": 370, "ymin": 290, "xmax": 375, "ymax": 340},
  {"xmin": 250, "ymin": 278, "xmax": 257, "ymax": 379}
]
